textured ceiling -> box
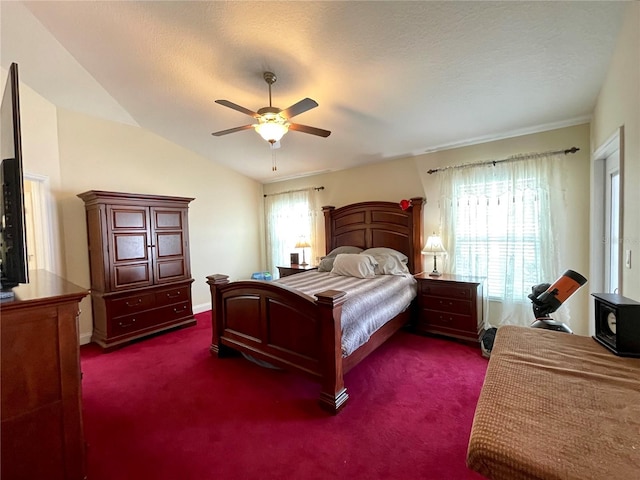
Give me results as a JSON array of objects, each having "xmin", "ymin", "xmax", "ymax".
[{"xmin": 1, "ymin": 1, "xmax": 628, "ymax": 183}]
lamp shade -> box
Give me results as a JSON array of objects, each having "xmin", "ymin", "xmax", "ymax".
[
  {"xmin": 254, "ymin": 114, "xmax": 289, "ymax": 143},
  {"xmin": 295, "ymin": 239, "xmax": 311, "ymax": 249},
  {"xmin": 422, "ymin": 235, "xmax": 446, "ymax": 254}
]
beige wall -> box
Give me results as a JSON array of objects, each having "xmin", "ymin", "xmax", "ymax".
[
  {"xmin": 264, "ymin": 124, "xmax": 592, "ymax": 334},
  {"xmin": 591, "ymin": 2, "xmax": 640, "ymax": 300},
  {"xmin": 12, "ymin": 74, "xmax": 263, "ymax": 343},
  {"xmin": 55, "ymin": 108, "xmax": 263, "ymax": 341}
]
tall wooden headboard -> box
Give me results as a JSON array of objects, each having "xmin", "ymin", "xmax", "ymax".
[{"xmin": 322, "ymin": 197, "xmax": 424, "ymax": 274}]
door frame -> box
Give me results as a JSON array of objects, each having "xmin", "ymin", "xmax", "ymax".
[
  {"xmin": 590, "ymin": 126, "xmax": 624, "ymax": 332},
  {"xmin": 23, "ymin": 172, "xmax": 60, "ymax": 274}
]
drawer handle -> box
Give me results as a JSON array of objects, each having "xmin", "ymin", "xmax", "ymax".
[
  {"xmin": 126, "ymin": 298, "xmax": 143, "ymax": 307},
  {"xmin": 166, "ymin": 291, "xmax": 181, "ymax": 299},
  {"xmin": 118, "ymin": 318, "xmax": 137, "ymax": 328},
  {"xmin": 438, "ymin": 315, "xmax": 453, "ymax": 323},
  {"xmin": 438, "ymin": 300, "xmax": 454, "ymax": 306},
  {"xmin": 173, "ymin": 306, "xmax": 187, "ymax": 314}
]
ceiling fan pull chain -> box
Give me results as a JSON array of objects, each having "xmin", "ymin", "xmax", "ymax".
[{"xmin": 272, "ymin": 148, "xmax": 277, "ymax": 171}]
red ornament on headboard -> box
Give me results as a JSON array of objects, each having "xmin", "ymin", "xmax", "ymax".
[{"xmin": 399, "ymin": 199, "xmax": 411, "ymax": 211}]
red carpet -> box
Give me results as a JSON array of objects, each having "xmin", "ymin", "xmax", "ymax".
[{"xmin": 81, "ymin": 312, "xmax": 487, "ymax": 480}]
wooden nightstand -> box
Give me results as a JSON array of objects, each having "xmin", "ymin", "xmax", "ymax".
[
  {"xmin": 277, "ymin": 264, "xmax": 318, "ymax": 278},
  {"xmin": 414, "ymin": 273, "xmax": 485, "ymax": 345}
]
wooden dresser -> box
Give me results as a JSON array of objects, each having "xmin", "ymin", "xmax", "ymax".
[
  {"xmin": 78, "ymin": 190, "xmax": 196, "ymax": 351},
  {"xmin": 1, "ymin": 270, "xmax": 89, "ymax": 480},
  {"xmin": 414, "ymin": 273, "xmax": 485, "ymax": 345}
]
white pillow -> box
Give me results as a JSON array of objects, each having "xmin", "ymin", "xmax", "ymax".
[
  {"xmin": 369, "ymin": 253, "xmax": 410, "ymax": 275},
  {"xmin": 327, "ymin": 246, "xmax": 364, "ymax": 256},
  {"xmin": 318, "ymin": 246, "xmax": 364, "ymax": 272},
  {"xmin": 361, "ymin": 247, "xmax": 408, "ymax": 264},
  {"xmin": 330, "ymin": 254, "xmax": 377, "ymax": 279}
]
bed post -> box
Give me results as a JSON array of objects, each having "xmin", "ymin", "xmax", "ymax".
[
  {"xmin": 322, "ymin": 205, "xmax": 335, "ymax": 253},
  {"xmin": 206, "ymin": 274, "xmax": 234, "ymax": 357},
  {"xmin": 410, "ymin": 197, "xmax": 424, "ymax": 273},
  {"xmin": 315, "ymin": 289, "xmax": 348, "ymax": 414}
]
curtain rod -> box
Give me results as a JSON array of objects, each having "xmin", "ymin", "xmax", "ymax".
[
  {"xmin": 264, "ymin": 186, "xmax": 324, "ymax": 198},
  {"xmin": 426, "ymin": 147, "xmax": 580, "ymax": 174}
]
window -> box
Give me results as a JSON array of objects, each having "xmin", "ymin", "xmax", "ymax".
[
  {"xmin": 453, "ymin": 178, "xmax": 543, "ymax": 300},
  {"xmin": 440, "ymin": 154, "xmax": 564, "ymax": 326},
  {"xmin": 264, "ymin": 189, "xmax": 317, "ymax": 278}
]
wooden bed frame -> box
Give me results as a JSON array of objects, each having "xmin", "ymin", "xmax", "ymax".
[{"xmin": 206, "ymin": 197, "xmax": 424, "ymax": 413}]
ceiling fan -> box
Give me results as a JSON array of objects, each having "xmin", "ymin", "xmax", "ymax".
[{"xmin": 212, "ymin": 71, "xmax": 331, "ymax": 145}]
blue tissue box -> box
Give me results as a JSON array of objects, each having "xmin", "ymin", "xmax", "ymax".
[{"xmin": 251, "ymin": 272, "xmax": 272, "ymax": 281}]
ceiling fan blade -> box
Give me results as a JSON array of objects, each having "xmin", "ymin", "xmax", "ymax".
[
  {"xmin": 289, "ymin": 123, "xmax": 331, "ymax": 138},
  {"xmin": 215, "ymin": 100, "xmax": 259, "ymax": 118},
  {"xmin": 281, "ymin": 98, "xmax": 318, "ymax": 119},
  {"xmin": 211, "ymin": 124, "xmax": 254, "ymax": 136}
]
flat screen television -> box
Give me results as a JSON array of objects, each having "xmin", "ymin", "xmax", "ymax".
[{"xmin": 1, "ymin": 63, "xmax": 29, "ymax": 293}]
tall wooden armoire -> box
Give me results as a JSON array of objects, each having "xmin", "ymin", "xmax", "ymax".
[{"xmin": 78, "ymin": 190, "xmax": 196, "ymax": 351}]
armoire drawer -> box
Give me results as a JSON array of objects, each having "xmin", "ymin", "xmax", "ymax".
[
  {"xmin": 109, "ymin": 300, "xmax": 192, "ymax": 337},
  {"xmin": 108, "ymin": 292, "xmax": 155, "ymax": 317},
  {"xmin": 110, "ymin": 310, "xmax": 156, "ymax": 336},
  {"xmin": 155, "ymin": 301, "xmax": 192, "ymax": 324},
  {"xmin": 155, "ymin": 285, "xmax": 190, "ymax": 306}
]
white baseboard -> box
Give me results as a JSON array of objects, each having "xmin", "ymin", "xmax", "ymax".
[
  {"xmin": 79, "ymin": 332, "xmax": 92, "ymax": 346},
  {"xmin": 193, "ymin": 302, "xmax": 212, "ymax": 314}
]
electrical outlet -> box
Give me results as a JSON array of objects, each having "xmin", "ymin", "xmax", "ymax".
[{"xmin": 625, "ymin": 249, "xmax": 632, "ymax": 269}]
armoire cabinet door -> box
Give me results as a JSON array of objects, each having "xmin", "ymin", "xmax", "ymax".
[
  {"xmin": 151, "ymin": 207, "xmax": 190, "ymax": 283},
  {"xmin": 107, "ymin": 205, "xmax": 154, "ymax": 290}
]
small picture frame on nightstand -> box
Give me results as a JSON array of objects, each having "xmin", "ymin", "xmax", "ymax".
[{"xmin": 290, "ymin": 253, "xmax": 299, "ymax": 264}]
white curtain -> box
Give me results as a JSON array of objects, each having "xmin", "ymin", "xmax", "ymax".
[
  {"xmin": 439, "ymin": 153, "xmax": 568, "ymax": 328},
  {"xmin": 264, "ymin": 189, "xmax": 318, "ymax": 278}
]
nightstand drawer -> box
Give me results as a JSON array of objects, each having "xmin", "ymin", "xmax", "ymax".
[
  {"xmin": 421, "ymin": 296, "xmax": 472, "ymax": 315},
  {"xmin": 419, "ymin": 282, "xmax": 471, "ymax": 299},
  {"xmin": 422, "ymin": 309, "xmax": 472, "ymax": 330}
]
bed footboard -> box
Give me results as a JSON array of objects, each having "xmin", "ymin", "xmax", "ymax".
[{"xmin": 206, "ymin": 274, "xmax": 349, "ymax": 413}]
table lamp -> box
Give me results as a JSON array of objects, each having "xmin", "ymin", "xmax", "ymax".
[
  {"xmin": 295, "ymin": 237, "xmax": 311, "ymax": 266},
  {"xmin": 422, "ymin": 234, "xmax": 446, "ymax": 277}
]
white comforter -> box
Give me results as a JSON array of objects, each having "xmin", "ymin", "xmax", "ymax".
[{"xmin": 276, "ymin": 271, "xmax": 417, "ymax": 356}]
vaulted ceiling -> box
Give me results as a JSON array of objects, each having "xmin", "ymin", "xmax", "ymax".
[{"xmin": 1, "ymin": 1, "xmax": 628, "ymax": 183}]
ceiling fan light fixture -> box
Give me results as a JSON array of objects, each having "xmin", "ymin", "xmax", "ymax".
[
  {"xmin": 212, "ymin": 71, "xmax": 330, "ymax": 144},
  {"xmin": 254, "ymin": 115, "xmax": 289, "ymax": 143}
]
